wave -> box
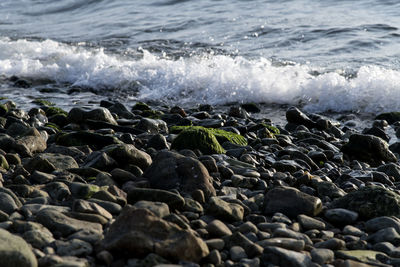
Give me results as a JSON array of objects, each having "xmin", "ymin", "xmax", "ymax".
[{"xmin": 1, "ymin": 38, "xmax": 400, "ymax": 114}]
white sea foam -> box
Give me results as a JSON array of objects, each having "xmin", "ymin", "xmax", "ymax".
[{"xmin": 1, "ymin": 38, "xmax": 400, "ymax": 113}]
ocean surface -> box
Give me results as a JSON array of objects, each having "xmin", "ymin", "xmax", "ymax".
[{"xmin": 0, "ymin": 0, "xmax": 400, "ymax": 114}]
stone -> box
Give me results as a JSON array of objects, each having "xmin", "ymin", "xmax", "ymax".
[
  {"xmin": 230, "ymin": 246, "xmax": 247, "ymax": 262},
  {"xmin": 225, "ymin": 232, "xmax": 263, "ymax": 258},
  {"xmin": 376, "ymin": 163, "xmax": 400, "ymax": 182},
  {"xmin": 263, "ymin": 186, "xmax": 322, "ymax": 218},
  {"xmin": 22, "ymin": 229, "xmax": 55, "ymax": 249},
  {"xmin": 206, "ymin": 219, "xmax": 233, "ymax": 237},
  {"xmin": 286, "ymin": 106, "xmax": 317, "ymax": 129},
  {"xmin": 341, "ymin": 134, "xmax": 397, "ymax": 166},
  {"xmin": 127, "ymin": 188, "xmax": 185, "ymax": 210},
  {"xmin": 257, "ymin": 237, "xmax": 305, "ymax": 251},
  {"xmin": 35, "ymin": 209, "xmax": 102, "ymax": 237},
  {"xmin": 365, "ymin": 216, "xmax": 400, "ymax": 233},
  {"xmin": 72, "ymin": 199, "xmax": 113, "ymax": 220},
  {"xmin": 331, "ymin": 185, "xmax": 400, "ymax": 219},
  {"xmin": 207, "ymin": 197, "xmax": 244, "ymax": 222},
  {"xmin": 103, "ymin": 143, "xmax": 152, "ymax": 171},
  {"xmin": 0, "ymin": 228, "xmax": 38, "ymax": 267},
  {"xmin": 262, "ymin": 246, "xmax": 313, "ymax": 267},
  {"xmin": 366, "ymin": 227, "xmax": 400, "ymax": 244},
  {"xmin": 101, "ymin": 207, "xmax": 209, "ymax": 262},
  {"xmin": 314, "ymin": 238, "xmax": 346, "ymax": 250},
  {"xmin": 171, "ymin": 127, "xmax": 225, "ymax": 154},
  {"xmin": 55, "ymin": 239, "xmax": 93, "ymax": 257},
  {"xmin": 324, "ymin": 208, "xmax": 359, "ymax": 225},
  {"xmin": 143, "ymin": 151, "xmax": 216, "ymax": 198},
  {"xmin": 273, "ymin": 228, "xmax": 312, "ymax": 246},
  {"xmin": 135, "ymin": 118, "xmax": 168, "ymax": 134},
  {"xmin": 206, "ymin": 239, "xmax": 225, "ymax": 251},
  {"xmin": 335, "ymin": 250, "xmax": 387, "ymax": 265},
  {"xmin": 148, "ymin": 134, "xmax": 169, "ymax": 150},
  {"xmin": 68, "ymin": 107, "xmax": 117, "ymax": 125},
  {"xmin": 0, "ymin": 191, "xmax": 18, "ymax": 214},
  {"xmin": 133, "ymin": 200, "xmax": 170, "ymax": 217},
  {"xmin": 56, "ymin": 131, "xmax": 120, "ymax": 150},
  {"xmin": 24, "ymin": 153, "xmax": 79, "ymax": 173},
  {"xmin": 311, "ymin": 248, "xmax": 334, "ymax": 264},
  {"xmin": 297, "ymin": 214, "xmax": 326, "ymax": 230}
]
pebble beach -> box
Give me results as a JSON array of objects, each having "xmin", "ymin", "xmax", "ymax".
[{"xmin": 0, "ymin": 95, "xmax": 399, "ymax": 266}]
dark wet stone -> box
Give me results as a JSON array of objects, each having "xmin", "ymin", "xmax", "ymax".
[
  {"xmin": 101, "ymin": 206, "xmax": 209, "ymax": 262},
  {"xmin": 127, "ymin": 187, "xmax": 185, "ymax": 210},
  {"xmin": 263, "ymin": 186, "xmax": 322, "ymax": 218},
  {"xmin": 262, "ymin": 246, "xmax": 313, "ymax": 267},
  {"xmin": 341, "ymin": 134, "xmax": 397, "ymax": 166},
  {"xmin": 143, "ymin": 151, "xmax": 216, "ymax": 198},
  {"xmin": 103, "ymin": 143, "xmax": 152, "ymax": 171}
]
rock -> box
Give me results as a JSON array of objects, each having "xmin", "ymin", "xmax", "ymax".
[
  {"xmin": 341, "ymin": 134, "xmax": 397, "ymax": 166},
  {"xmin": 257, "ymin": 237, "xmax": 305, "ymax": 251},
  {"xmin": 206, "ymin": 219, "xmax": 233, "ymax": 237},
  {"xmin": 127, "ymin": 188, "xmax": 185, "ymax": 210},
  {"xmin": 366, "ymin": 227, "xmax": 400, "ymax": 244},
  {"xmin": 22, "ymin": 229, "xmax": 55, "ymax": 249},
  {"xmin": 101, "ymin": 206, "xmax": 209, "ymax": 262},
  {"xmin": 335, "ymin": 250, "xmax": 387, "ymax": 265},
  {"xmin": 376, "ymin": 163, "xmax": 400, "ymax": 182},
  {"xmin": 286, "ymin": 106, "xmax": 317, "ymax": 129},
  {"xmin": 331, "ymin": 185, "xmax": 400, "ymax": 219},
  {"xmin": 72, "ymin": 199, "xmax": 113, "ymax": 220},
  {"xmin": 262, "ymin": 246, "xmax": 313, "ymax": 267},
  {"xmin": 0, "ymin": 228, "xmax": 38, "ymax": 267},
  {"xmin": 207, "ymin": 196, "xmax": 244, "ymax": 222},
  {"xmin": 68, "ymin": 107, "xmax": 117, "ymax": 125},
  {"xmin": 56, "ymin": 131, "xmax": 120, "ymax": 150},
  {"xmin": 263, "ymin": 186, "xmax": 322, "ymax": 218},
  {"xmin": 55, "ymin": 239, "xmax": 93, "ymax": 257},
  {"xmin": 324, "ymin": 208, "xmax": 359, "ymax": 225},
  {"xmin": 135, "ymin": 118, "xmax": 168, "ymax": 134},
  {"xmin": 133, "ymin": 200, "xmax": 170, "ymax": 217},
  {"xmin": 148, "ymin": 134, "xmax": 169, "ymax": 150},
  {"xmin": 230, "ymin": 246, "xmax": 247, "ymax": 261},
  {"xmin": 35, "ymin": 209, "xmax": 102, "ymax": 237},
  {"xmin": 314, "ymin": 238, "xmax": 346, "ymax": 250},
  {"xmin": 143, "ymin": 151, "xmax": 216, "ymax": 198},
  {"xmin": 103, "ymin": 143, "xmax": 152, "ymax": 171},
  {"xmin": 171, "ymin": 127, "xmax": 225, "ymax": 154},
  {"xmin": 0, "ymin": 192, "xmax": 18, "ymax": 214},
  {"xmin": 375, "ymin": 112, "xmax": 400, "ymax": 124},
  {"xmin": 69, "ymin": 182, "xmax": 101, "ymax": 199},
  {"xmin": 365, "ymin": 216, "xmax": 400, "ymax": 233},
  {"xmin": 297, "ymin": 214, "xmax": 326, "ymax": 230},
  {"xmin": 84, "ymin": 151, "xmax": 117, "ymax": 171},
  {"xmin": 225, "ymin": 232, "xmax": 263, "ymax": 258},
  {"xmin": 311, "ymin": 248, "xmax": 334, "ymax": 264},
  {"xmin": 24, "ymin": 153, "xmax": 79, "ymax": 173}
]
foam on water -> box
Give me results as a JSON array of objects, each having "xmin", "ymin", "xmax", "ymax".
[{"xmin": 1, "ymin": 38, "xmax": 400, "ymax": 114}]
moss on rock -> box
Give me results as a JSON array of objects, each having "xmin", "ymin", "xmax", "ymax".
[
  {"xmin": 43, "ymin": 106, "xmax": 68, "ymax": 117},
  {"xmin": 170, "ymin": 126, "xmax": 247, "ymax": 146},
  {"xmin": 171, "ymin": 127, "xmax": 226, "ymax": 154},
  {"xmin": 331, "ymin": 185, "xmax": 400, "ymax": 219},
  {"xmin": 33, "ymin": 98, "xmax": 55, "ymax": 107}
]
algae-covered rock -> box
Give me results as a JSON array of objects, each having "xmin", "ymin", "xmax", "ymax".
[
  {"xmin": 170, "ymin": 126, "xmax": 247, "ymax": 146},
  {"xmin": 171, "ymin": 127, "xmax": 225, "ymax": 154},
  {"xmin": 331, "ymin": 185, "xmax": 400, "ymax": 219}
]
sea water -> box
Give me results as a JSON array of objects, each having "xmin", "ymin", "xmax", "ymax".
[{"xmin": 0, "ymin": 0, "xmax": 399, "ymax": 114}]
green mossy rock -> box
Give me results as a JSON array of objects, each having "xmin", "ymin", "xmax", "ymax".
[
  {"xmin": 33, "ymin": 98, "xmax": 55, "ymax": 107},
  {"xmin": 331, "ymin": 185, "xmax": 400, "ymax": 219},
  {"xmin": 43, "ymin": 106, "xmax": 68, "ymax": 117},
  {"xmin": 171, "ymin": 127, "xmax": 225, "ymax": 155},
  {"xmin": 132, "ymin": 102, "xmax": 151, "ymax": 111},
  {"xmin": 170, "ymin": 126, "xmax": 247, "ymax": 146}
]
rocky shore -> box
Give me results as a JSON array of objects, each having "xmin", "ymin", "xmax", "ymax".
[{"xmin": 1, "ymin": 98, "xmax": 400, "ymax": 267}]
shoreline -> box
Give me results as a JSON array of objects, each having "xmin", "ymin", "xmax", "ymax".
[{"xmin": 0, "ymin": 98, "xmax": 399, "ymax": 266}]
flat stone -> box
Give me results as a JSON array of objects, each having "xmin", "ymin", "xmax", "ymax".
[
  {"xmin": 324, "ymin": 208, "xmax": 359, "ymax": 225},
  {"xmin": 365, "ymin": 216, "xmax": 400, "ymax": 233},
  {"xmin": 314, "ymin": 238, "xmax": 346, "ymax": 250},
  {"xmin": 72, "ymin": 199, "xmax": 113, "ymax": 220},
  {"xmin": 0, "ymin": 192, "xmax": 18, "ymax": 214},
  {"xmin": 206, "ymin": 238, "xmax": 225, "ymax": 251},
  {"xmin": 262, "ymin": 246, "xmax": 313, "ymax": 267},
  {"xmin": 0, "ymin": 228, "xmax": 38, "ymax": 267},
  {"xmin": 273, "ymin": 227, "xmax": 312, "ymax": 246},
  {"xmin": 257, "ymin": 237, "xmax": 305, "ymax": 251},
  {"xmin": 366, "ymin": 227, "xmax": 400, "ymax": 244},
  {"xmin": 22, "ymin": 229, "xmax": 55, "ymax": 249},
  {"xmin": 35, "ymin": 208, "xmax": 102, "ymax": 237},
  {"xmin": 263, "ymin": 186, "xmax": 322, "ymax": 218},
  {"xmin": 297, "ymin": 214, "xmax": 326, "ymax": 230}
]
